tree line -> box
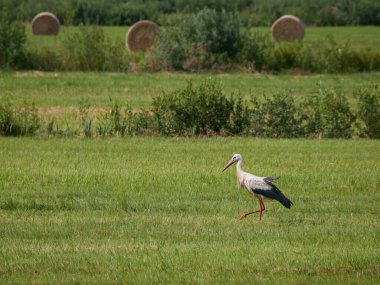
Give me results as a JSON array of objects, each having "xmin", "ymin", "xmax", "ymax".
[{"xmin": 1, "ymin": 0, "xmax": 379, "ymax": 26}]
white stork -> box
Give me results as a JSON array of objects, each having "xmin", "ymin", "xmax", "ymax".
[{"xmin": 223, "ymin": 153, "xmax": 293, "ymax": 220}]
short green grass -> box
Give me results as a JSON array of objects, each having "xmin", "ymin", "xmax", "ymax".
[
  {"xmin": 0, "ymin": 137, "xmax": 379, "ymax": 284},
  {"xmin": 1, "ymin": 71, "xmax": 379, "ymax": 108}
]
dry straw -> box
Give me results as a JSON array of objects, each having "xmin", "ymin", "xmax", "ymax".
[
  {"xmin": 271, "ymin": 15, "xmax": 305, "ymax": 42},
  {"xmin": 126, "ymin": 20, "xmax": 159, "ymax": 52},
  {"xmin": 32, "ymin": 12, "xmax": 60, "ymax": 35}
]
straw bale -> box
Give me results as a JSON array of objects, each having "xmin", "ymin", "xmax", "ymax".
[
  {"xmin": 271, "ymin": 15, "xmax": 305, "ymax": 42},
  {"xmin": 126, "ymin": 20, "xmax": 159, "ymax": 52},
  {"xmin": 32, "ymin": 12, "xmax": 60, "ymax": 35}
]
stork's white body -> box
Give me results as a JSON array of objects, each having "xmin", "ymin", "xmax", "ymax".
[{"xmin": 235, "ymin": 160, "xmax": 271, "ymax": 199}]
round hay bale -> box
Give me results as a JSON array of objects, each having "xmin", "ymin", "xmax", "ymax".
[
  {"xmin": 32, "ymin": 12, "xmax": 60, "ymax": 35},
  {"xmin": 126, "ymin": 20, "xmax": 159, "ymax": 52},
  {"xmin": 271, "ymin": 15, "xmax": 305, "ymax": 42}
]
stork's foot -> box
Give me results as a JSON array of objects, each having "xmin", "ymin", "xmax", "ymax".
[
  {"xmin": 239, "ymin": 210, "xmax": 260, "ymax": 220},
  {"xmin": 239, "ymin": 214, "xmax": 248, "ymax": 220}
]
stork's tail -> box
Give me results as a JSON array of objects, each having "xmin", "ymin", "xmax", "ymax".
[
  {"xmin": 278, "ymin": 193, "xmax": 293, "ymax": 209},
  {"xmin": 270, "ymin": 182, "xmax": 293, "ymax": 209}
]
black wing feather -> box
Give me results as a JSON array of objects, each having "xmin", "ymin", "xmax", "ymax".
[
  {"xmin": 263, "ymin": 176, "xmax": 280, "ymax": 183},
  {"xmin": 252, "ymin": 182, "xmax": 293, "ymax": 209}
]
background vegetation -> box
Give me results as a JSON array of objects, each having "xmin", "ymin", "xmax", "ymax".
[
  {"xmin": 1, "ymin": 9, "xmax": 380, "ymax": 73},
  {"xmin": 1, "ymin": 0, "xmax": 380, "ymax": 26}
]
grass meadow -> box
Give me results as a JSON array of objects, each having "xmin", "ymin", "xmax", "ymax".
[
  {"xmin": 0, "ymin": 137, "xmax": 379, "ymax": 284},
  {"xmin": 1, "ymin": 72, "xmax": 379, "ymax": 108},
  {"xmin": 25, "ymin": 25, "xmax": 380, "ymax": 51}
]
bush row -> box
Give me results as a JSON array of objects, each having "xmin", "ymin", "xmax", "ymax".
[
  {"xmin": 1, "ymin": 81, "xmax": 379, "ymax": 139},
  {"xmin": 155, "ymin": 10, "xmax": 380, "ymax": 72}
]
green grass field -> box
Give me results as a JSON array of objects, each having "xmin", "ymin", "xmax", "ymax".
[
  {"xmin": 25, "ymin": 25, "xmax": 380, "ymax": 51},
  {"xmin": 1, "ymin": 71, "xmax": 379, "ymax": 108},
  {"xmin": 0, "ymin": 137, "xmax": 379, "ymax": 284},
  {"xmin": 2, "ymin": 23, "xmax": 380, "ymax": 283}
]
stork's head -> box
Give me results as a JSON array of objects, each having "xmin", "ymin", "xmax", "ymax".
[{"xmin": 222, "ymin": 153, "xmax": 242, "ymax": 172}]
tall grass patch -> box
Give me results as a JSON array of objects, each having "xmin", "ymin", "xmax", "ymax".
[
  {"xmin": 60, "ymin": 25, "xmax": 130, "ymax": 72},
  {"xmin": 0, "ymin": 99, "xmax": 40, "ymax": 136}
]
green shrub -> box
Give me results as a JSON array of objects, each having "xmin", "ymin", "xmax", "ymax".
[
  {"xmin": 61, "ymin": 25, "xmax": 106, "ymax": 71},
  {"xmin": 96, "ymin": 99, "xmax": 152, "ymax": 136},
  {"xmin": 61, "ymin": 25, "xmax": 130, "ymax": 71},
  {"xmin": 0, "ymin": 9, "xmax": 27, "ymax": 68},
  {"xmin": 0, "ymin": 100, "xmax": 40, "ymax": 136},
  {"xmin": 187, "ymin": 8, "xmax": 241, "ymax": 57},
  {"xmin": 319, "ymin": 87, "xmax": 355, "ymax": 138},
  {"xmin": 261, "ymin": 92, "xmax": 299, "ymax": 138},
  {"xmin": 26, "ymin": 47, "xmax": 62, "ymax": 71},
  {"xmin": 240, "ymin": 31, "xmax": 273, "ymax": 71},
  {"xmin": 249, "ymin": 96, "xmax": 265, "ymax": 137},
  {"xmin": 265, "ymin": 42, "xmax": 304, "ymax": 71},
  {"xmin": 355, "ymin": 85, "xmax": 380, "ymax": 138},
  {"xmin": 228, "ymin": 96, "xmax": 251, "ymax": 134},
  {"xmin": 326, "ymin": 40, "xmax": 354, "ymax": 72},
  {"xmin": 156, "ymin": 8, "xmax": 241, "ymax": 70},
  {"xmin": 152, "ymin": 80, "xmax": 247, "ymax": 135},
  {"xmin": 298, "ymin": 95, "xmax": 323, "ymax": 137}
]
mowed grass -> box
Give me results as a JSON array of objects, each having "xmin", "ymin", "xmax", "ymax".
[
  {"xmin": 0, "ymin": 137, "xmax": 379, "ymax": 284},
  {"xmin": 1, "ymin": 71, "xmax": 379, "ymax": 108}
]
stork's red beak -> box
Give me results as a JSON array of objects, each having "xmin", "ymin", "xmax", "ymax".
[{"xmin": 222, "ymin": 160, "xmax": 235, "ymax": 172}]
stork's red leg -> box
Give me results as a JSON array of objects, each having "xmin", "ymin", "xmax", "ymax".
[
  {"xmin": 239, "ymin": 209, "xmax": 261, "ymax": 220},
  {"xmin": 258, "ymin": 197, "xmax": 266, "ymax": 221},
  {"xmin": 239, "ymin": 197, "xmax": 267, "ymax": 221},
  {"xmin": 239, "ymin": 198, "xmax": 262, "ymax": 220}
]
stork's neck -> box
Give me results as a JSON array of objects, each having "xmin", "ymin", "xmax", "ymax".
[
  {"xmin": 236, "ymin": 160, "xmax": 245, "ymax": 187},
  {"xmin": 236, "ymin": 160, "xmax": 243, "ymax": 174}
]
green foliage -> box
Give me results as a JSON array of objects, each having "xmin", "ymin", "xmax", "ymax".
[
  {"xmin": 152, "ymin": 80, "xmax": 247, "ymax": 135},
  {"xmin": 355, "ymin": 85, "xmax": 380, "ymax": 138},
  {"xmin": 262, "ymin": 92, "xmax": 299, "ymax": 138},
  {"xmin": 156, "ymin": 8, "xmax": 241, "ymax": 70},
  {"xmin": 265, "ymin": 42, "xmax": 305, "ymax": 71},
  {"xmin": 60, "ymin": 25, "xmax": 130, "ymax": 71},
  {"xmin": 187, "ymin": 8, "xmax": 241, "ymax": 57},
  {"xmin": 0, "ymin": 99, "xmax": 40, "ymax": 136},
  {"xmin": 250, "ymin": 92, "xmax": 320, "ymax": 138},
  {"xmin": 298, "ymin": 95, "xmax": 323, "ymax": 137},
  {"xmin": 155, "ymin": 24, "xmax": 187, "ymax": 70},
  {"xmin": 26, "ymin": 47, "xmax": 62, "ymax": 71},
  {"xmin": 0, "ymin": 9, "xmax": 26, "ymax": 68},
  {"xmin": 319, "ymin": 86, "xmax": 355, "ymax": 138},
  {"xmin": 97, "ymin": 98, "xmax": 152, "ymax": 136},
  {"xmin": 2, "ymin": 0, "xmax": 380, "ymax": 26},
  {"xmin": 239, "ymin": 32, "xmax": 380, "ymax": 73},
  {"xmin": 240, "ymin": 30, "xmax": 273, "ymax": 71}
]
